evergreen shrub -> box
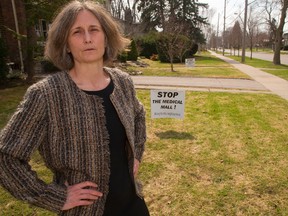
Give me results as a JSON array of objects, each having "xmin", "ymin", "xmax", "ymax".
[{"xmin": 127, "ymin": 40, "xmax": 138, "ymax": 61}]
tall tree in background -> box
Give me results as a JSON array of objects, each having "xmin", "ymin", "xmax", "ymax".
[
  {"xmin": 230, "ymin": 21, "xmax": 242, "ymax": 56},
  {"xmin": 262, "ymin": 0, "xmax": 288, "ymax": 65},
  {"xmin": 137, "ymin": 0, "xmax": 165, "ymax": 32},
  {"xmin": 209, "ymin": 32, "xmax": 218, "ymax": 50},
  {"xmin": 107, "ymin": 0, "xmax": 140, "ymax": 23},
  {"xmin": 273, "ymin": 0, "xmax": 288, "ymax": 65},
  {"xmin": 203, "ymin": 7, "xmax": 216, "ymax": 49},
  {"xmin": 247, "ymin": 5, "xmax": 261, "ymax": 59},
  {"xmin": 137, "ymin": 0, "xmax": 207, "ymax": 43}
]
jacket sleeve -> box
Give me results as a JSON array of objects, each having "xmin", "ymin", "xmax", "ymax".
[
  {"xmin": 127, "ymin": 76, "xmax": 147, "ymax": 162},
  {"xmin": 0, "ymin": 85, "xmax": 67, "ymax": 213}
]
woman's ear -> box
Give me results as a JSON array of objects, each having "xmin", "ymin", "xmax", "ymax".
[{"xmin": 66, "ymin": 44, "xmax": 71, "ymax": 53}]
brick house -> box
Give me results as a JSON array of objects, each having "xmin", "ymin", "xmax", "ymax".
[
  {"xmin": 0, "ymin": 1, "xmax": 142, "ymax": 73},
  {"xmin": 0, "ymin": 0, "xmax": 26, "ymax": 70}
]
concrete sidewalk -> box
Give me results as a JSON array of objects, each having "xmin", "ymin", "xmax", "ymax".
[
  {"xmin": 132, "ymin": 76, "xmax": 269, "ymax": 94},
  {"xmin": 210, "ymin": 51, "xmax": 288, "ymax": 100}
]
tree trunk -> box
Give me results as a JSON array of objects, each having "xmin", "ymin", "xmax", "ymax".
[
  {"xmin": 25, "ymin": 25, "xmax": 37, "ymax": 83},
  {"xmin": 273, "ymin": 31, "xmax": 282, "ymax": 65},
  {"xmin": 159, "ymin": 0, "xmax": 166, "ymax": 31},
  {"xmin": 170, "ymin": 61, "xmax": 175, "ymax": 72},
  {"xmin": 170, "ymin": 56, "xmax": 174, "ymax": 72},
  {"xmin": 273, "ymin": 0, "xmax": 288, "ymax": 65}
]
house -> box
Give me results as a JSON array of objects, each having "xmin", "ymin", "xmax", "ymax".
[
  {"xmin": 0, "ymin": 1, "xmax": 142, "ymax": 73},
  {"xmin": 0, "ymin": 0, "xmax": 26, "ymax": 71},
  {"xmin": 283, "ymin": 33, "xmax": 288, "ymax": 50}
]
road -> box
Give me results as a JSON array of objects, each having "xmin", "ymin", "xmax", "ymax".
[{"xmin": 226, "ymin": 50, "xmax": 288, "ymax": 65}]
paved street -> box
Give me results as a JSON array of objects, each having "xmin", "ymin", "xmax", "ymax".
[{"xmin": 226, "ymin": 49, "xmax": 288, "ymax": 65}]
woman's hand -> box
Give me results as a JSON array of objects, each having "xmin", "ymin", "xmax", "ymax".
[
  {"xmin": 62, "ymin": 181, "xmax": 103, "ymax": 211},
  {"xmin": 133, "ymin": 159, "xmax": 140, "ymax": 178}
]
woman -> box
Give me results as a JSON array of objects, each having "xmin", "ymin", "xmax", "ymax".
[{"xmin": 0, "ymin": 1, "xmax": 149, "ymax": 215}]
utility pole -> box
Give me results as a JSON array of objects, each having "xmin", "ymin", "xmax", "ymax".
[
  {"xmin": 11, "ymin": 0, "xmax": 24, "ymax": 72},
  {"xmin": 216, "ymin": 13, "xmax": 219, "ymax": 52},
  {"xmin": 241, "ymin": 0, "xmax": 248, "ymax": 63},
  {"xmin": 222, "ymin": 0, "xmax": 227, "ymax": 56}
]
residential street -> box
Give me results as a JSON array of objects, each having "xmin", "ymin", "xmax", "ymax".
[{"xmin": 226, "ymin": 50, "xmax": 288, "ymax": 65}]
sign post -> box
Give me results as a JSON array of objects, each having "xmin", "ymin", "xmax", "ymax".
[{"xmin": 150, "ymin": 90, "xmax": 185, "ymax": 119}]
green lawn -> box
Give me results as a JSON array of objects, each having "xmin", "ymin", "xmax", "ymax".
[
  {"xmin": 1, "ymin": 84, "xmax": 288, "ymax": 215},
  {"xmin": 228, "ymin": 55, "xmax": 288, "ymax": 81},
  {"xmin": 127, "ymin": 52, "xmax": 251, "ymax": 79},
  {"xmin": 140, "ymin": 90, "xmax": 288, "ymax": 215},
  {"xmin": 128, "ymin": 51, "xmax": 288, "ymax": 81}
]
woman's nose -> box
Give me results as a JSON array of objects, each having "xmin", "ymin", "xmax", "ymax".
[{"xmin": 84, "ymin": 31, "xmax": 92, "ymax": 43}]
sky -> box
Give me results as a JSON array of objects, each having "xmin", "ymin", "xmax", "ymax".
[
  {"xmin": 199, "ymin": 0, "xmax": 288, "ymax": 33},
  {"xmin": 199, "ymin": 0, "xmax": 245, "ymax": 29}
]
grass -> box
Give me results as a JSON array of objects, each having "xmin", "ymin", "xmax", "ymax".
[
  {"xmin": 227, "ymin": 55, "xmax": 288, "ymax": 81},
  {"xmin": 1, "ymin": 84, "xmax": 288, "ymax": 215},
  {"xmin": 127, "ymin": 52, "xmax": 251, "ymax": 79},
  {"xmin": 0, "ymin": 85, "xmax": 29, "ymax": 128},
  {"xmin": 139, "ymin": 90, "xmax": 288, "ymax": 215}
]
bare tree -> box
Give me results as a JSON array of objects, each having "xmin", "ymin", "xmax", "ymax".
[
  {"xmin": 246, "ymin": 5, "xmax": 262, "ymax": 59},
  {"xmin": 273, "ymin": 0, "xmax": 288, "ymax": 64},
  {"xmin": 156, "ymin": 21, "xmax": 189, "ymax": 72},
  {"xmin": 106, "ymin": 0, "xmax": 140, "ymax": 23},
  {"xmin": 261, "ymin": 0, "xmax": 288, "ymax": 65},
  {"xmin": 175, "ymin": 35, "xmax": 191, "ymax": 63},
  {"xmin": 201, "ymin": 7, "xmax": 216, "ymax": 49},
  {"xmin": 257, "ymin": 31, "xmax": 270, "ymax": 49},
  {"xmin": 209, "ymin": 32, "xmax": 218, "ymax": 50}
]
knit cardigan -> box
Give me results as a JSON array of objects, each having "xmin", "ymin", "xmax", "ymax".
[{"xmin": 0, "ymin": 68, "xmax": 146, "ymax": 215}]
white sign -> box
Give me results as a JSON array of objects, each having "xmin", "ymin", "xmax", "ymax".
[
  {"xmin": 185, "ymin": 58, "xmax": 195, "ymax": 67},
  {"xmin": 151, "ymin": 90, "xmax": 185, "ymax": 119}
]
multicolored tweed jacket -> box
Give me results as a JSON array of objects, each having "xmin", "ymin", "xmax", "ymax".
[{"xmin": 0, "ymin": 68, "xmax": 146, "ymax": 215}]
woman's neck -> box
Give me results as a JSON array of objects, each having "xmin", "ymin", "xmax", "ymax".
[{"xmin": 69, "ymin": 63, "xmax": 110, "ymax": 91}]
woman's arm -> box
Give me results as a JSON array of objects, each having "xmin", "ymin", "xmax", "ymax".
[
  {"xmin": 127, "ymin": 76, "xmax": 147, "ymax": 162},
  {"xmin": 0, "ymin": 85, "xmax": 67, "ymax": 213}
]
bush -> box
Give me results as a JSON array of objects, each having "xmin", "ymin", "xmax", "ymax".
[
  {"xmin": 0, "ymin": 38, "xmax": 9, "ymax": 80},
  {"xmin": 118, "ymin": 52, "xmax": 127, "ymax": 63},
  {"xmin": 156, "ymin": 34, "xmax": 182, "ymax": 63},
  {"xmin": 41, "ymin": 60, "xmax": 60, "ymax": 73},
  {"xmin": 127, "ymin": 40, "xmax": 138, "ymax": 61},
  {"xmin": 135, "ymin": 32, "xmax": 158, "ymax": 58},
  {"xmin": 282, "ymin": 45, "xmax": 288, "ymax": 51},
  {"xmin": 188, "ymin": 43, "xmax": 199, "ymax": 57}
]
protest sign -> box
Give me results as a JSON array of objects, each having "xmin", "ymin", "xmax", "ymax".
[{"xmin": 151, "ymin": 90, "xmax": 185, "ymax": 119}]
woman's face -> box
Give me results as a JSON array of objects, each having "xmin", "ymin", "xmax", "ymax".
[{"xmin": 67, "ymin": 10, "xmax": 106, "ymax": 66}]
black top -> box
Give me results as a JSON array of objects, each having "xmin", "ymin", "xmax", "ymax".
[{"xmin": 83, "ymin": 80, "xmax": 135, "ymax": 214}]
